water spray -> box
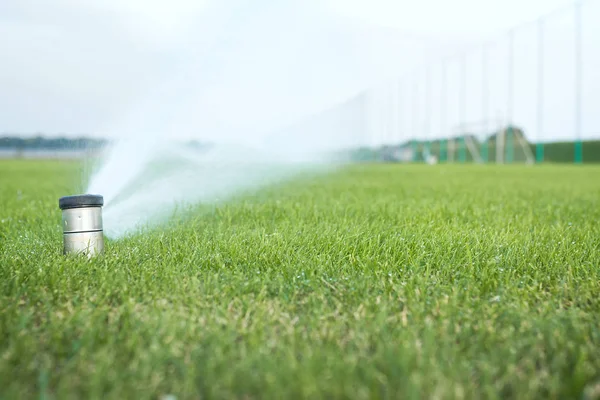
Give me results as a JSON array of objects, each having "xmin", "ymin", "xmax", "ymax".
[
  {"xmin": 75, "ymin": 3, "xmax": 416, "ymax": 240},
  {"xmin": 58, "ymin": 194, "xmax": 104, "ymax": 257}
]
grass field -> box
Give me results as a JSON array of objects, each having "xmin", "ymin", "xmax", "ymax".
[{"xmin": 1, "ymin": 160, "xmax": 600, "ymax": 399}]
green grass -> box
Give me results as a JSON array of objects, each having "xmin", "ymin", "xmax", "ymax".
[{"xmin": 1, "ymin": 160, "xmax": 600, "ymax": 399}]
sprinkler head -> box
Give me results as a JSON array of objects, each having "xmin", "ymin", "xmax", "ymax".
[{"xmin": 59, "ymin": 194, "xmax": 104, "ymax": 257}]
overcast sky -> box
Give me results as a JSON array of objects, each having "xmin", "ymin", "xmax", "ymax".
[{"xmin": 1, "ymin": 0, "xmax": 596, "ymax": 146}]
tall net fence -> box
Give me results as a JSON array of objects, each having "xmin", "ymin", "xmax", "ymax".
[{"xmin": 297, "ymin": 0, "xmax": 600, "ymax": 163}]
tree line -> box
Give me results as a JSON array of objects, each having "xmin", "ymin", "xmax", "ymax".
[{"xmin": 0, "ymin": 136, "xmax": 108, "ymax": 150}]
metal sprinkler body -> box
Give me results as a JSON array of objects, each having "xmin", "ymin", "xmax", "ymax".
[{"xmin": 59, "ymin": 194, "xmax": 104, "ymax": 257}]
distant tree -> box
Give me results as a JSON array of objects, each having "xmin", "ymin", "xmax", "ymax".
[{"xmin": 0, "ymin": 135, "xmax": 108, "ymax": 150}]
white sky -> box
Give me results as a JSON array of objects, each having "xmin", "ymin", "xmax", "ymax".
[{"xmin": 1, "ymin": 0, "xmax": 596, "ymax": 146}]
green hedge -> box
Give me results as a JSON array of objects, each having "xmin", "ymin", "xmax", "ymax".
[{"xmin": 354, "ymin": 139, "xmax": 600, "ymax": 164}]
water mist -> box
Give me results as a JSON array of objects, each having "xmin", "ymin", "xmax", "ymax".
[{"xmin": 83, "ymin": 0, "xmax": 427, "ymax": 238}]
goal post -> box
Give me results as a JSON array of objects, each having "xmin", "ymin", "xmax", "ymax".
[{"xmin": 448, "ymin": 119, "xmax": 534, "ymax": 164}]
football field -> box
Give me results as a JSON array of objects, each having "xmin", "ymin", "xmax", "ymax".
[{"xmin": 1, "ymin": 160, "xmax": 599, "ymax": 399}]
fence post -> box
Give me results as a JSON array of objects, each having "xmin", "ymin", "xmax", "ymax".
[
  {"xmin": 575, "ymin": 0, "xmax": 583, "ymax": 164},
  {"xmin": 506, "ymin": 30, "xmax": 515, "ymax": 163},
  {"xmin": 411, "ymin": 78, "xmax": 419, "ymax": 162},
  {"xmin": 397, "ymin": 81, "xmax": 404, "ymax": 159},
  {"xmin": 424, "ymin": 68, "xmax": 432, "ymax": 160},
  {"xmin": 392, "ymin": 80, "xmax": 399, "ymax": 147},
  {"xmin": 440, "ymin": 61, "xmax": 447, "ymax": 162},
  {"xmin": 459, "ymin": 54, "xmax": 467, "ymax": 163},
  {"xmin": 482, "ymin": 45, "xmax": 489, "ymax": 163},
  {"xmin": 536, "ymin": 17, "xmax": 545, "ymax": 163}
]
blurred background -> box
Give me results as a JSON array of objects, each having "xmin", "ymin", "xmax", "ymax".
[
  {"xmin": 276, "ymin": 0, "xmax": 600, "ymax": 164},
  {"xmin": 1, "ymin": 0, "xmax": 598, "ymax": 164}
]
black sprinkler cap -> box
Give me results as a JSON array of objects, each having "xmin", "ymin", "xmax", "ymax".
[{"xmin": 59, "ymin": 194, "xmax": 104, "ymax": 210}]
